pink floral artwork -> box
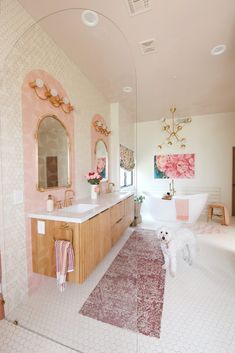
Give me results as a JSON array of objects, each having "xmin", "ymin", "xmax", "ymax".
[
  {"xmin": 154, "ymin": 153, "xmax": 195, "ymax": 179},
  {"xmin": 96, "ymin": 157, "xmax": 106, "ymax": 179}
]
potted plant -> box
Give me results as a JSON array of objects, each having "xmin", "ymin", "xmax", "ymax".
[
  {"xmin": 86, "ymin": 172, "xmax": 102, "ymax": 199},
  {"xmin": 133, "ymin": 195, "xmax": 145, "ymax": 225}
]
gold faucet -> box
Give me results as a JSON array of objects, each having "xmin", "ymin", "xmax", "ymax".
[
  {"xmin": 169, "ymin": 179, "xmax": 176, "ymax": 196},
  {"xmin": 64, "ymin": 189, "xmax": 75, "ymax": 207},
  {"xmin": 107, "ymin": 182, "xmax": 115, "ymax": 193},
  {"xmin": 55, "ymin": 200, "xmax": 63, "ymax": 209}
]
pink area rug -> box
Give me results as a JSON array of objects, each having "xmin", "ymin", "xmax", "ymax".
[{"xmin": 79, "ymin": 229, "xmax": 165, "ymax": 338}]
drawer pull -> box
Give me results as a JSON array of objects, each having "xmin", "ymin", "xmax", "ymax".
[{"xmin": 116, "ymin": 218, "xmax": 123, "ymax": 224}]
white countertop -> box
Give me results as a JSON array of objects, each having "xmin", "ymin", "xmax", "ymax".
[{"xmin": 28, "ymin": 191, "xmax": 134, "ymax": 224}]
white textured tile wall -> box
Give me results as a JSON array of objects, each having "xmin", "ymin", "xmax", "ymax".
[{"xmin": 0, "ymin": 0, "xmax": 110, "ymax": 314}]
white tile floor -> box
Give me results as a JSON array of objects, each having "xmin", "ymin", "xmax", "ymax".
[
  {"xmin": 1, "ymin": 221, "xmax": 235, "ymax": 353},
  {"xmin": 0, "ymin": 320, "xmax": 77, "ymax": 353}
]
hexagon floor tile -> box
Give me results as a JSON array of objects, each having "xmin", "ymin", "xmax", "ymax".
[{"xmin": 3, "ymin": 223, "xmax": 235, "ymax": 353}]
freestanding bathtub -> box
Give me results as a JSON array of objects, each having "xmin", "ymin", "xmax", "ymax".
[{"xmin": 145, "ymin": 193, "xmax": 208, "ymax": 226}]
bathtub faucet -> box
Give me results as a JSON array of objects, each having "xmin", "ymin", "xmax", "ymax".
[{"xmin": 169, "ymin": 179, "xmax": 176, "ymax": 196}]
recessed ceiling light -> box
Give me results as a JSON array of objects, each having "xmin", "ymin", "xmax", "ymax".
[
  {"xmin": 81, "ymin": 10, "xmax": 99, "ymax": 27},
  {"xmin": 122, "ymin": 86, "xmax": 133, "ymax": 93},
  {"xmin": 211, "ymin": 44, "xmax": 226, "ymax": 56}
]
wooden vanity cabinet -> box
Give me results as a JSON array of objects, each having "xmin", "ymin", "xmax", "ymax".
[
  {"xmin": 110, "ymin": 195, "xmax": 134, "ymax": 245},
  {"xmin": 31, "ymin": 196, "xmax": 134, "ymax": 283}
]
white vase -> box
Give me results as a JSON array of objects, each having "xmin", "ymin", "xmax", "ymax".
[{"xmin": 91, "ymin": 184, "xmax": 98, "ymax": 200}]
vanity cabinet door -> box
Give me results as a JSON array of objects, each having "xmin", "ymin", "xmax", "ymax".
[
  {"xmin": 89, "ymin": 209, "xmax": 111, "ymax": 266},
  {"xmin": 79, "ymin": 209, "xmax": 111, "ymax": 282},
  {"xmin": 111, "ymin": 218, "xmax": 126, "ymax": 245},
  {"xmin": 124, "ymin": 196, "xmax": 134, "ymax": 227},
  {"xmin": 110, "ymin": 201, "xmax": 125, "ymax": 225},
  {"xmin": 31, "ymin": 219, "xmax": 55, "ymax": 277},
  {"xmin": 99, "ymin": 209, "xmax": 111, "ymax": 258},
  {"xmin": 31, "ymin": 219, "xmax": 78, "ymax": 282},
  {"xmin": 110, "ymin": 197, "xmax": 134, "ymax": 245}
]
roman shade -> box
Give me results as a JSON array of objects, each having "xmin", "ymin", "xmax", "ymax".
[{"xmin": 120, "ymin": 144, "xmax": 135, "ymax": 171}]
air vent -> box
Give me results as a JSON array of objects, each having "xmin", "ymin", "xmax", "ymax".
[
  {"xmin": 126, "ymin": 0, "xmax": 152, "ymax": 16},
  {"xmin": 139, "ymin": 38, "xmax": 156, "ymax": 54}
]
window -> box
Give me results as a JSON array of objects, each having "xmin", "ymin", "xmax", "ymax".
[{"xmin": 120, "ymin": 167, "xmax": 133, "ymax": 188}]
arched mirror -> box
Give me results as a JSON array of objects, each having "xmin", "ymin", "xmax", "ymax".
[
  {"xmin": 36, "ymin": 115, "xmax": 71, "ymax": 190},
  {"xmin": 95, "ymin": 139, "xmax": 108, "ymax": 181}
]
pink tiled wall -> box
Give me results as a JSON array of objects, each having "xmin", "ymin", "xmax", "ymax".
[{"xmin": 22, "ymin": 69, "xmax": 75, "ymax": 293}]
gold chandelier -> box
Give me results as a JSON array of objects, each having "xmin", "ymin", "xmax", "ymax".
[{"xmin": 158, "ymin": 107, "xmax": 192, "ymax": 149}]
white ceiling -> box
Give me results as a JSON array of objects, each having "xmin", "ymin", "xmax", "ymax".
[{"xmin": 18, "ymin": 0, "xmax": 235, "ymax": 121}]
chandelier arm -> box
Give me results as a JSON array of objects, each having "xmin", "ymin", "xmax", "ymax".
[
  {"xmin": 168, "ymin": 132, "xmax": 175, "ymax": 140},
  {"xmin": 165, "ymin": 127, "xmax": 172, "ymax": 134},
  {"xmin": 175, "ymin": 122, "xmax": 182, "ymax": 127},
  {"xmin": 175, "ymin": 134, "xmax": 181, "ymax": 142},
  {"xmin": 175, "ymin": 125, "xmax": 182, "ymax": 133}
]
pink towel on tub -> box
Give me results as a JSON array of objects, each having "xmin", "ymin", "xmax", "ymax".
[
  {"xmin": 55, "ymin": 240, "xmax": 74, "ymax": 292},
  {"xmin": 175, "ymin": 199, "xmax": 189, "ymax": 221}
]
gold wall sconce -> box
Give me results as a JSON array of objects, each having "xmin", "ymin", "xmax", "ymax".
[
  {"xmin": 29, "ymin": 78, "xmax": 74, "ymax": 114},
  {"xmin": 158, "ymin": 107, "xmax": 192, "ymax": 149},
  {"xmin": 93, "ymin": 120, "xmax": 111, "ymax": 136}
]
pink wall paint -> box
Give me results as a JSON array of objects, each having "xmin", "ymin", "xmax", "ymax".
[
  {"xmin": 91, "ymin": 114, "xmax": 110, "ymax": 193},
  {"xmin": 22, "ymin": 69, "xmax": 75, "ymax": 294}
]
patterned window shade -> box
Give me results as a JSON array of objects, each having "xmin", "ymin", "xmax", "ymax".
[{"xmin": 120, "ymin": 144, "xmax": 135, "ymax": 171}]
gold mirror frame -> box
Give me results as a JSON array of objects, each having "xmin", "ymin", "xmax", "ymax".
[
  {"xmin": 35, "ymin": 114, "xmax": 71, "ymax": 192},
  {"xmin": 94, "ymin": 139, "xmax": 108, "ymax": 182}
]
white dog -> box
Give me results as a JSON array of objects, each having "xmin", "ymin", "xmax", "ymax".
[{"xmin": 157, "ymin": 226, "xmax": 196, "ymax": 277}]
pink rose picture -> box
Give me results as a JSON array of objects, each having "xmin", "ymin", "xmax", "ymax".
[
  {"xmin": 96, "ymin": 157, "xmax": 106, "ymax": 179},
  {"xmin": 154, "ymin": 154, "xmax": 195, "ymax": 179}
]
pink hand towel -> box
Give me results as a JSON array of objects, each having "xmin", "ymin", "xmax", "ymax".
[
  {"xmin": 55, "ymin": 240, "xmax": 74, "ymax": 292},
  {"xmin": 175, "ymin": 199, "xmax": 189, "ymax": 221}
]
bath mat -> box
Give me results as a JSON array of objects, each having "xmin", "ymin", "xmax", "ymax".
[{"xmin": 79, "ymin": 229, "xmax": 165, "ymax": 338}]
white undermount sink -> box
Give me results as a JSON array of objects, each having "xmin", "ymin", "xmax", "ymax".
[{"xmin": 61, "ymin": 204, "xmax": 99, "ymax": 213}]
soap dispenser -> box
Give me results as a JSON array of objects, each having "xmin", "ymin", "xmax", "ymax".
[{"xmin": 46, "ymin": 195, "xmax": 54, "ymax": 212}]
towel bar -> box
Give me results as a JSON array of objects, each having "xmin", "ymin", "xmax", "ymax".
[{"xmin": 53, "ymin": 224, "xmax": 74, "ymax": 245}]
